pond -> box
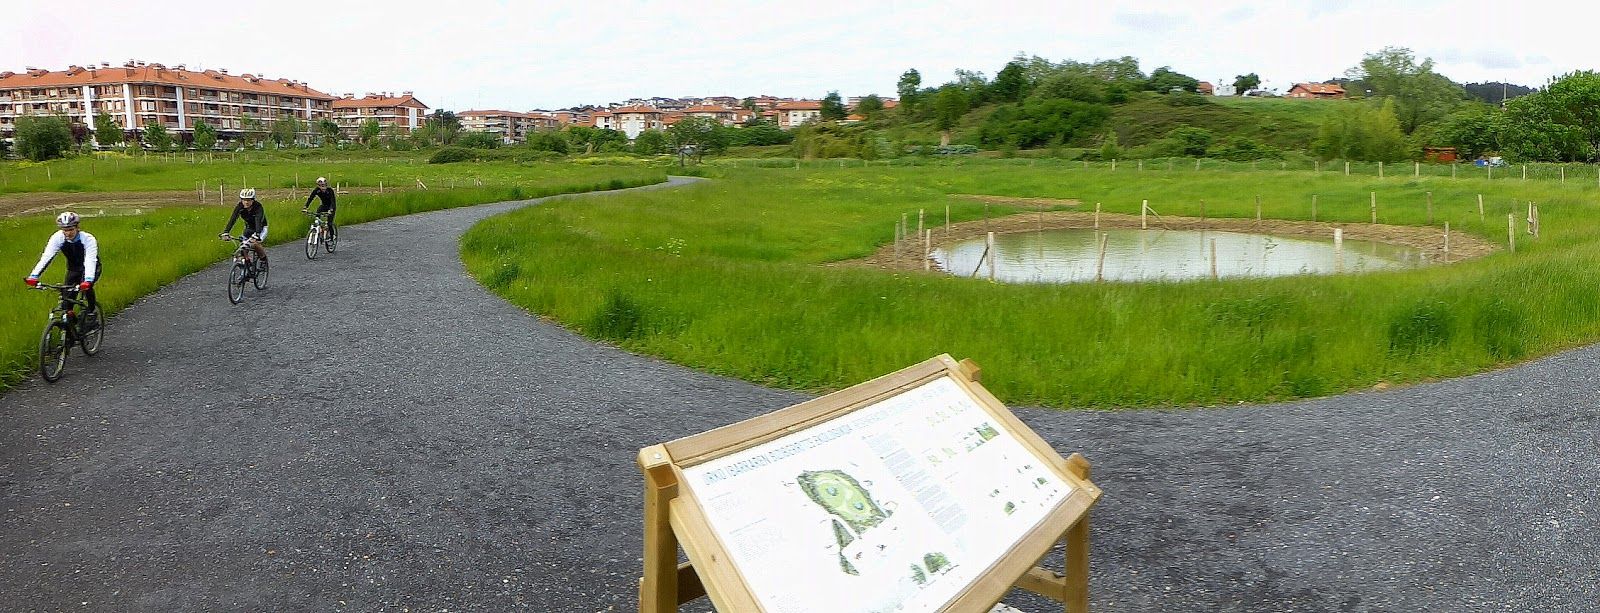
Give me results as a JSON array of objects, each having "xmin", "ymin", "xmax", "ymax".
[{"xmin": 931, "ymin": 228, "xmax": 1425, "ymax": 283}]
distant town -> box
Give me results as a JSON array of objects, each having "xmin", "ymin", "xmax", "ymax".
[{"xmin": 0, "ymin": 59, "xmax": 911, "ymax": 147}]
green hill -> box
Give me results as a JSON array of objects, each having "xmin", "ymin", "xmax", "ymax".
[{"xmin": 1106, "ymin": 94, "xmax": 1349, "ymax": 151}]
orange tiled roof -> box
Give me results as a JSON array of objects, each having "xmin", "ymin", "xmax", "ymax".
[
  {"xmin": 775, "ymin": 100, "xmax": 821, "ymax": 110},
  {"xmin": 1291, "ymin": 83, "xmax": 1345, "ymax": 95},
  {"xmin": 683, "ymin": 105, "xmax": 736, "ymax": 113},
  {"xmin": 0, "ymin": 63, "xmax": 334, "ymax": 100},
  {"xmin": 458, "ymin": 109, "xmax": 527, "ymax": 118},
  {"xmin": 611, "ymin": 105, "xmax": 661, "ymax": 114}
]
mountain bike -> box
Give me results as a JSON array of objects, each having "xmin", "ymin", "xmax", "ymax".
[
  {"xmin": 304, "ymin": 210, "xmax": 336, "ymax": 259},
  {"xmin": 32, "ymin": 282, "xmax": 105, "ymax": 383},
  {"xmin": 222, "ymin": 234, "xmax": 269, "ymax": 304}
]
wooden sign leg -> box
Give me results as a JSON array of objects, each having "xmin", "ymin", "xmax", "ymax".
[
  {"xmin": 639, "ymin": 445, "xmax": 680, "ymax": 613},
  {"xmin": 1063, "ymin": 454, "xmax": 1091, "ymax": 613}
]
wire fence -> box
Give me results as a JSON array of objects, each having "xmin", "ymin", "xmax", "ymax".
[{"xmin": 707, "ymin": 155, "xmax": 1600, "ymax": 186}]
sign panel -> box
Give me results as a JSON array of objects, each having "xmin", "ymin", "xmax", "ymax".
[{"xmin": 680, "ymin": 376, "xmax": 1074, "ymax": 613}]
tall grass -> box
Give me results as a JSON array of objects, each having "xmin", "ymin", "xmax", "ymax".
[
  {"xmin": 0, "ymin": 166, "xmax": 666, "ymax": 389},
  {"xmin": 0, "ymin": 150, "xmax": 665, "ymax": 195},
  {"xmin": 462, "ymin": 165, "xmax": 1600, "ymax": 408}
]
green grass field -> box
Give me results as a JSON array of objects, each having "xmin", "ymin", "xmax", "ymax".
[
  {"xmin": 462, "ymin": 162, "xmax": 1600, "ymax": 408},
  {"xmin": 0, "ymin": 149, "xmax": 661, "ymax": 195},
  {"xmin": 0, "ymin": 161, "xmax": 667, "ymax": 390}
]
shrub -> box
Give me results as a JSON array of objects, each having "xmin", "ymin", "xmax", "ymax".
[
  {"xmin": 456, "ymin": 132, "xmax": 502, "ymax": 149},
  {"xmin": 428, "ymin": 147, "xmax": 477, "ymax": 164},
  {"xmin": 14, "ymin": 115, "xmax": 73, "ymax": 161}
]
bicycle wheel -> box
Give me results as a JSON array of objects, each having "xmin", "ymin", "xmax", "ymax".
[
  {"xmin": 253, "ymin": 257, "xmax": 270, "ymax": 290},
  {"xmin": 228, "ymin": 263, "xmax": 247, "ymax": 304},
  {"xmin": 79, "ymin": 309, "xmax": 105, "ymax": 356},
  {"xmin": 324, "ymin": 226, "xmax": 337, "ymax": 254},
  {"xmin": 39, "ymin": 321, "xmax": 68, "ymax": 382},
  {"xmin": 306, "ymin": 225, "xmax": 320, "ymax": 260}
]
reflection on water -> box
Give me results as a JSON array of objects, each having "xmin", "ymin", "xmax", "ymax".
[{"xmin": 932, "ymin": 228, "xmax": 1424, "ymax": 283}]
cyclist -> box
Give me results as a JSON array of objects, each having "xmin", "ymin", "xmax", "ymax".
[
  {"xmin": 25, "ymin": 211, "xmax": 101, "ymax": 320},
  {"xmin": 220, "ymin": 188, "xmax": 269, "ymax": 265},
  {"xmin": 302, "ymin": 176, "xmax": 336, "ymax": 238}
]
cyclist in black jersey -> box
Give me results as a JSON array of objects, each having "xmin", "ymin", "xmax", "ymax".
[
  {"xmin": 302, "ymin": 177, "xmax": 337, "ymax": 238},
  {"xmin": 220, "ymin": 188, "xmax": 270, "ymax": 264},
  {"xmin": 25, "ymin": 211, "xmax": 101, "ymax": 317}
]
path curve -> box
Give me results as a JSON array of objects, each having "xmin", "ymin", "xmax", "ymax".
[{"xmin": 2, "ymin": 177, "xmax": 1595, "ymax": 612}]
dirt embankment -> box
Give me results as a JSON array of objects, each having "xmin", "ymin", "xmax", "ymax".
[
  {"xmin": 0, "ymin": 187, "xmax": 381, "ymax": 218},
  {"xmin": 849, "ymin": 196, "xmax": 1499, "ymax": 272}
]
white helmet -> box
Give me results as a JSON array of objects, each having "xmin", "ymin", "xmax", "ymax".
[
  {"xmin": 239, "ymin": 188, "xmax": 256, "ymax": 200},
  {"xmin": 56, "ymin": 211, "xmax": 80, "ymax": 228},
  {"xmin": 316, "ymin": 177, "xmax": 328, "ymax": 186}
]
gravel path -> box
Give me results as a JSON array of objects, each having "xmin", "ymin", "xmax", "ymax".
[{"xmin": 2, "ymin": 177, "xmax": 1594, "ymax": 612}]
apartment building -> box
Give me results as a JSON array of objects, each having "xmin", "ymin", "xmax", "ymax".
[
  {"xmin": 458, "ymin": 109, "xmax": 560, "ymax": 143},
  {"xmin": 774, "ymin": 100, "xmax": 822, "ymax": 129},
  {"xmin": 611, "ymin": 105, "xmax": 664, "ymax": 139},
  {"xmin": 682, "ymin": 105, "xmax": 752, "ymax": 127},
  {"xmin": 330, "ymin": 92, "xmax": 429, "ymax": 138},
  {"xmin": 459, "ymin": 109, "xmax": 524, "ymax": 142},
  {"xmin": 0, "ymin": 61, "xmax": 334, "ymax": 145}
]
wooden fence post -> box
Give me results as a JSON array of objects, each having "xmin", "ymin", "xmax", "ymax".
[{"xmin": 1370, "ymin": 191, "xmax": 1377, "ymax": 224}]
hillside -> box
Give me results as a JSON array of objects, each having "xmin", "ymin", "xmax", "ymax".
[{"xmin": 1105, "ymin": 94, "xmax": 1340, "ymax": 151}]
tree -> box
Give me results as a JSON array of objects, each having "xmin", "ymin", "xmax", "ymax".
[
  {"xmin": 316, "ymin": 119, "xmax": 343, "ymax": 147},
  {"xmin": 728, "ymin": 119, "xmax": 792, "ymax": 146},
  {"xmin": 932, "ymin": 86, "xmax": 969, "ymax": 144},
  {"xmin": 525, "ymin": 130, "xmax": 570, "ymax": 154},
  {"xmin": 456, "ymin": 131, "xmax": 501, "ymax": 149},
  {"xmin": 667, "ymin": 116, "xmax": 729, "ymax": 158},
  {"xmin": 1088, "ymin": 56, "xmax": 1144, "ymax": 83},
  {"xmin": 1168, "ymin": 127, "xmax": 1215, "ymax": 156},
  {"xmin": 990, "ymin": 60, "xmax": 1029, "ymax": 103},
  {"xmin": 1233, "ymin": 73, "xmax": 1261, "ymax": 95},
  {"xmin": 1513, "ymin": 70, "xmax": 1600, "ymax": 161},
  {"xmin": 1311, "ymin": 99, "xmax": 1409, "ymax": 162},
  {"xmin": 1098, "ymin": 129, "xmax": 1120, "ymax": 160},
  {"xmin": 421, "ymin": 110, "xmax": 461, "ymax": 145},
  {"xmin": 14, "ymin": 115, "xmax": 74, "ymax": 161},
  {"xmin": 1148, "ymin": 66, "xmax": 1199, "ymax": 93},
  {"xmin": 93, "ymin": 114, "xmax": 124, "ymax": 149},
  {"xmin": 269, "ymin": 113, "xmax": 304, "ymax": 148},
  {"xmin": 193, "ymin": 120, "xmax": 217, "ymax": 151},
  {"xmin": 239, "ymin": 115, "xmax": 266, "ymax": 148},
  {"xmin": 897, "ymin": 69, "xmax": 922, "ymax": 114},
  {"xmin": 820, "ymin": 91, "xmax": 848, "ymax": 121},
  {"xmin": 632, "ymin": 129, "xmax": 667, "ymax": 154},
  {"xmin": 142, "ymin": 121, "xmax": 173, "ymax": 151},
  {"xmin": 854, "ymin": 94, "xmax": 885, "ymax": 118},
  {"xmin": 564, "ymin": 125, "xmax": 627, "ymax": 153},
  {"xmin": 358, "ymin": 118, "xmax": 382, "ymax": 145},
  {"xmin": 1346, "ymin": 46, "xmax": 1465, "ymax": 134}
]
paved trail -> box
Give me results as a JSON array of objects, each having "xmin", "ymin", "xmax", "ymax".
[{"xmin": 2, "ymin": 178, "xmax": 1594, "ymax": 612}]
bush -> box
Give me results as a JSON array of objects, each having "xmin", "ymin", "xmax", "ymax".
[
  {"xmin": 428, "ymin": 147, "xmax": 477, "ymax": 164},
  {"xmin": 456, "ymin": 132, "xmax": 502, "ymax": 149},
  {"xmin": 525, "ymin": 130, "xmax": 570, "ymax": 155},
  {"xmin": 14, "ymin": 115, "xmax": 74, "ymax": 161}
]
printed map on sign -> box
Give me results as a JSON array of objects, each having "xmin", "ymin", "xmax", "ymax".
[{"xmin": 681, "ymin": 376, "xmax": 1073, "ymax": 613}]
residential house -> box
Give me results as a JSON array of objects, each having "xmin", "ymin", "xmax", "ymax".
[
  {"xmin": 1286, "ymin": 83, "xmax": 1346, "ymax": 99},
  {"xmin": 775, "ymin": 100, "xmax": 821, "ymax": 129}
]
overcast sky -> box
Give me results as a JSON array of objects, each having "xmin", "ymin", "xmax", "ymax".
[{"xmin": 4, "ymin": 0, "xmax": 1592, "ymax": 111}]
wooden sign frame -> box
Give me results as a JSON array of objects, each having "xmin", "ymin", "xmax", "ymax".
[{"xmin": 637, "ymin": 354, "xmax": 1102, "ymax": 612}]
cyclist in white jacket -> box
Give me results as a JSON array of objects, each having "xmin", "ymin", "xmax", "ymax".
[{"xmin": 25, "ymin": 211, "xmax": 101, "ymax": 316}]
